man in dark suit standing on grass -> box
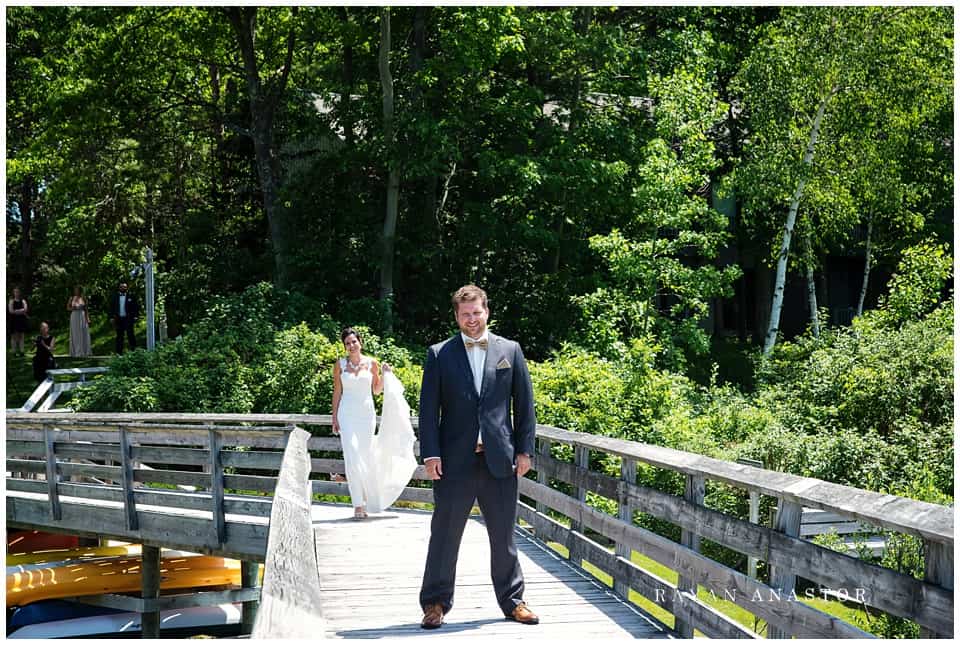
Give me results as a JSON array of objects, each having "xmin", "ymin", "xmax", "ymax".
[
  {"xmin": 418, "ymin": 284, "xmax": 539, "ymax": 629},
  {"xmin": 108, "ymin": 281, "xmax": 139, "ymax": 354}
]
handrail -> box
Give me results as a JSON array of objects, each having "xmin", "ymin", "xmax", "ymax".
[
  {"xmin": 535, "ymin": 425, "xmax": 953, "ymax": 545},
  {"xmin": 10, "ymin": 413, "xmax": 952, "ymax": 544},
  {"xmin": 5, "ymin": 411, "xmax": 953, "ymax": 639},
  {"xmin": 252, "ymin": 426, "xmax": 325, "ymax": 638}
]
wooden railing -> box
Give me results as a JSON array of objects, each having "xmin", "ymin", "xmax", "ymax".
[
  {"xmin": 6, "ymin": 412, "xmax": 954, "ymax": 639},
  {"xmin": 519, "ymin": 426, "xmax": 954, "ymax": 639}
]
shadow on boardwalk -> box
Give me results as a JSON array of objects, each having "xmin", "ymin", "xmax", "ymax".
[{"xmin": 311, "ymin": 503, "xmax": 672, "ymax": 639}]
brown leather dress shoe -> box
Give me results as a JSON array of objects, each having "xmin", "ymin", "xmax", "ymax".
[
  {"xmin": 421, "ymin": 603, "xmax": 444, "ymax": 629},
  {"xmin": 508, "ymin": 602, "xmax": 539, "ymax": 625}
]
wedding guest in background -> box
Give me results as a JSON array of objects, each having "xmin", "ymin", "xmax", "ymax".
[
  {"xmin": 67, "ymin": 286, "xmax": 93, "ymax": 357},
  {"xmin": 33, "ymin": 321, "xmax": 56, "ymax": 382},
  {"xmin": 108, "ymin": 281, "xmax": 139, "ymax": 354},
  {"xmin": 8, "ymin": 286, "xmax": 29, "ymax": 356}
]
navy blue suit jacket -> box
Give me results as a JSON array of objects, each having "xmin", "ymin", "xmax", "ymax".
[{"xmin": 418, "ymin": 332, "xmax": 536, "ymax": 479}]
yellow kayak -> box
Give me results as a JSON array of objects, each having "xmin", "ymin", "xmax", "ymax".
[
  {"xmin": 7, "ymin": 555, "xmax": 241, "ymax": 607},
  {"xmin": 7, "ymin": 544, "xmax": 142, "ymax": 566}
]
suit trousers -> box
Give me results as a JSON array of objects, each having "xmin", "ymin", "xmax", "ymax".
[
  {"xmin": 115, "ymin": 316, "xmax": 136, "ymax": 354},
  {"xmin": 419, "ymin": 451, "xmax": 525, "ymax": 616}
]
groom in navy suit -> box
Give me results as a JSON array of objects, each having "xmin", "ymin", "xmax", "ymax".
[{"xmin": 418, "ymin": 284, "xmax": 539, "ymax": 629}]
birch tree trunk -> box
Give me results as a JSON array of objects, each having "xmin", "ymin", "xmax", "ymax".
[
  {"xmin": 855, "ymin": 217, "xmax": 873, "ymax": 317},
  {"xmin": 804, "ymin": 246, "xmax": 820, "ymax": 337},
  {"xmin": 762, "ymin": 87, "xmax": 836, "ymax": 355},
  {"xmin": 379, "ymin": 7, "xmax": 400, "ymax": 334}
]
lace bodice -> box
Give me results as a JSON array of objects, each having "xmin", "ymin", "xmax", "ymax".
[{"xmin": 339, "ymin": 358, "xmax": 375, "ymax": 408}]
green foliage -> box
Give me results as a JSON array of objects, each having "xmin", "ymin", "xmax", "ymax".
[
  {"xmin": 876, "ymin": 238, "xmax": 953, "ymax": 325},
  {"xmin": 72, "ymin": 283, "xmax": 424, "ymax": 414}
]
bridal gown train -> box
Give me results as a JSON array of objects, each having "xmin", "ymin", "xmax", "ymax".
[{"xmin": 337, "ymin": 359, "xmax": 417, "ymax": 513}]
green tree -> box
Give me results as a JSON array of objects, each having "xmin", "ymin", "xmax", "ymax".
[
  {"xmin": 734, "ymin": 7, "xmax": 952, "ymax": 354},
  {"xmin": 578, "ymin": 56, "xmax": 739, "ymax": 368}
]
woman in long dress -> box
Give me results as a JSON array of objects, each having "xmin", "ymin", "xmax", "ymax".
[
  {"xmin": 67, "ymin": 286, "xmax": 92, "ymax": 357},
  {"xmin": 332, "ymin": 328, "xmax": 390, "ymax": 519},
  {"xmin": 8, "ymin": 287, "xmax": 29, "ymax": 356}
]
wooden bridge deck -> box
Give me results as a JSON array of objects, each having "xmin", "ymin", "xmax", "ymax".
[{"xmin": 311, "ymin": 503, "xmax": 672, "ymax": 639}]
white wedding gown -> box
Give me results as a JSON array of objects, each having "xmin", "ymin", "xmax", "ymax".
[{"xmin": 337, "ymin": 360, "xmax": 418, "ymax": 513}]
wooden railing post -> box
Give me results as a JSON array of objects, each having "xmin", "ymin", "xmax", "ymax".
[
  {"xmin": 118, "ymin": 426, "xmax": 138, "ymax": 530},
  {"xmin": 675, "ymin": 474, "xmax": 705, "ymax": 638},
  {"xmin": 209, "ymin": 428, "xmax": 225, "ymax": 547},
  {"xmin": 241, "ymin": 560, "xmax": 261, "ymax": 634},
  {"xmin": 920, "ymin": 540, "xmax": 954, "ymax": 638},
  {"xmin": 43, "ymin": 424, "xmax": 61, "ymax": 521},
  {"xmin": 767, "ymin": 499, "xmax": 803, "ymax": 638},
  {"xmin": 141, "ymin": 544, "xmax": 161, "ymax": 638},
  {"xmin": 614, "ymin": 457, "xmax": 637, "ymax": 599},
  {"xmin": 536, "ymin": 439, "xmax": 552, "ymax": 514},
  {"xmin": 571, "ymin": 445, "xmax": 589, "ymax": 535}
]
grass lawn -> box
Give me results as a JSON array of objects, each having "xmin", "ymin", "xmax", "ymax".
[
  {"xmin": 545, "ymin": 541, "xmax": 871, "ymax": 637},
  {"xmin": 5, "ymin": 316, "xmax": 142, "ymax": 408}
]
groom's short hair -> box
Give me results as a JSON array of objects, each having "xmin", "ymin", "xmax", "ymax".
[{"xmin": 452, "ymin": 284, "xmax": 488, "ymax": 312}]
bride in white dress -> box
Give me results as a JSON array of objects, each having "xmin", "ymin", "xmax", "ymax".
[{"xmin": 332, "ymin": 327, "xmax": 417, "ymax": 520}]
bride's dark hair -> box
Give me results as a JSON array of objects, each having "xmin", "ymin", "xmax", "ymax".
[{"xmin": 340, "ymin": 327, "xmax": 362, "ymax": 345}]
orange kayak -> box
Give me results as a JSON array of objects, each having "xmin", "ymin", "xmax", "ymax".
[{"xmin": 7, "ymin": 555, "xmax": 241, "ymax": 607}]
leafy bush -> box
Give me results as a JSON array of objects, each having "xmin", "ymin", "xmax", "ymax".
[{"xmin": 73, "ymin": 283, "xmax": 424, "ymax": 414}]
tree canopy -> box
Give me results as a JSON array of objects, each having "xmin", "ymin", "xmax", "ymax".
[{"xmin": 6, "ymin": 6, "xmax": 953, "ymax": 360}]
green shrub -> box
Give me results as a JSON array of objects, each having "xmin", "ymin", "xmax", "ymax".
[{"xmin": 73, "ymin": 283, "xmax": 424, "ymax": 414}]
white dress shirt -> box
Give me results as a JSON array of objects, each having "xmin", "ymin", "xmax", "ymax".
[
  {"xmin": 118, "ymin": 294, "xmax": 127, "ymax": 317},
  {"xmin": 462, "ymin": 331, "xmax": 488, "ymax": 446}
]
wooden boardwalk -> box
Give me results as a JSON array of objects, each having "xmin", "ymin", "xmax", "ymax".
[{"xmin": 311, "ymin": 503, "xmax": 672, "ymax": 639}]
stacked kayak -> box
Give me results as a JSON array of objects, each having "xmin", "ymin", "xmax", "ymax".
[
  {"xmin": 7, "ymin": 531, "xmax": 80, "ymax": 554},
  {"xmin": 6, "ymin": 537, "xmax": 248, "ymax": 638},
  {"xmin": 9, "ymin": 602, "xmax": 242, "ymax": 638},
  {"xmin": 7, "ymin": 554, "xmax": 242, "ymax": 606}
]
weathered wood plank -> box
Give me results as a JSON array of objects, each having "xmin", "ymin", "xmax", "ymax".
[
  {"xmin": 46, "ymin": 367, "xmax": 109, "ymax": 376},
  {"xmin": 224, "ymin": 473, "xmax": 278, "ymax": 494},
  {"xmin": 241, "ymin": 560, "xmax": 261, "ymax": 634},
  {"xmin": 134, "ymin": 467, "xmax": 209, "ymax": 488},
  {"xmin": 253, "ymin": 427, "xmax": 326, "ymax": 638},
  {"xmin": 43, "ymin": 425, "xmax": 62, "ymax": 520},
  {"xmin": 536, "ymin": 438, "xmax": 553, "ymax": 515},
  {"xmin": 20, "ymin": 377, "xmax": 54, "ymax": 412},
  {"xmin": 5, "ymin": 478, "xmax": 272, "ymax": 517},
  {"xmin": 119, "ymin": 427, "xmax": 139, "ymax": 530},
  {"xmin": 64, "ymin": 588, "xmax": 260, "ymax": 613},
  {"xmin": 571, "ymin": 445, "xmax": 589, "ymax": 535},
  {"xmin": 614, "ymin": 457, "xmax": 637, "ymax": 599},
  {"xmin": 7, "ymin": 493, "xmax": 268, "ymax": 560},
  {"xmin": 676, "ymin": 473, "xmax": 705, "ymax": 638},
  {"xmin": 133, "ymin": 445, "xmax": 208, "ymax": 465},
  {"xmin": 222, "ymin": 450, "xmax": 283, "ymax": 470},
  {"xmin": 767, "ymin": 499, "xmax": 803, "ymax": 639},
  {"xmin": 209, "ymin": 429, "xmax": 225, "ymax": 546},
  {"xmin": 141, "ymin": 544, "xmax": 162, "ymax": 638},
  {"xmin": 6, "ymin": 440, "xmax": 44, "ymax": 457},
  {"xmin": 920, "ymin": 540, "xmax": 954, "ymax": 638}
]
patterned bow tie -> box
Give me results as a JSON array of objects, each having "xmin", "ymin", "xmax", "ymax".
[{"xmin": 464, "ymin": 338, "xmax": 488, "ymax": 350}]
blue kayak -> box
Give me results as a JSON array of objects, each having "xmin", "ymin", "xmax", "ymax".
[{"xmin": 8, "ymin": 599, "xmax": 125, "ymax": 630}]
